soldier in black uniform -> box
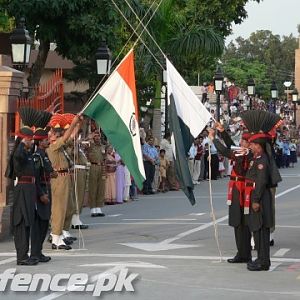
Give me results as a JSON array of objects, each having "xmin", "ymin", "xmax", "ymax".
[
  {"xmin": 241, "ymin": 110, "xmax": 282, "ymax": 271},
  {"xmin": 30, "ymin": 111, "xmax": 55, "ymax": 263},
  {"xmin": 208, "ymin": 123, "xmax": 252, "ymax": 264},
  {"xmin": 244, "ymin": 140, "xmax": 272, "ymax": 271},
  {"xmin": 8, "ymin": 107, "xmax": 41, "ymax": 265}
]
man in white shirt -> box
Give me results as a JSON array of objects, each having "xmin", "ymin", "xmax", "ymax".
[
  {"xmin": 160, "ymin": 133, "xmax": 178, "ymax": 190},
  {"xmin": 188, "ymin": 139, "xmax": 197, "ymax": 182}
]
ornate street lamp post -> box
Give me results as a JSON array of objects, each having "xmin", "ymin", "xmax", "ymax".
[
  {"xmin": 247, "ymin": 78, "xmax": 255, "ymax": 110},
  {"xmin": 10, "ymin": 17, "xmax": 32, "ymax": 71},
  {"xmin": 270, "ymin": 81, "xmax": 278, "ymax": 100},
  {"xmin": 213, "ymin": 66, "xmax": 224, "ymax": 122},
  {"xmin": 162, "ymin": 70, "xmax": 168, "ymax": 133},
  {"xmin": 292, "ymin": 88, "xmax": 298, "ymax": 125},
  {"xmin": 283, "ymin": 81, "xmax": 292, "ymax": 101},
  {"xmin": 95, "ymin": 41, "xmax": 112, "ymax": 75}
]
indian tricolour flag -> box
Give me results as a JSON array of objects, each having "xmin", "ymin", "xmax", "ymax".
[{"xmin": 82, "ymin": 49, "xmax": 145, "ymax": 189}]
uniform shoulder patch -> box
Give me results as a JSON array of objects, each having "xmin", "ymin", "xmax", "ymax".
[{"xmin": 257, "ymin": 164, "xmax": 264, "ymax": 170}]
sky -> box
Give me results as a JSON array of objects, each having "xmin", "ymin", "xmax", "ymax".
[{"xmin": 226, "ymin": 0, "xmax": 299, "ymax": 44}]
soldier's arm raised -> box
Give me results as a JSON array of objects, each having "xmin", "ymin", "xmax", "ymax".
[
  {"xmin": 208, "ymin": 128, "xmax": 232, "ymax": 158},
  {"xmin": 62, "ymin": 115, "xmax": 82, "ymax": 143}
]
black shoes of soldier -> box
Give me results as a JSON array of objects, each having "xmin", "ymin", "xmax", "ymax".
[
  {"xmin": 17, "ymin": 257, "xmax": 39, "ymax": 266},
  {"xmin": 39, "ymin": 254, "xmax": 51, "ymax": 263},
  {"xmin": 247, "ymin": 261, "xmax": 270, "ymax": 271},
  {"xmin": 51, "ymin": 244, "xmax": 72, "ymax": 250},
  {"xmin": 48, "ymin": 235, "xmax": 77, "ymax": 244},
  {"xmin": 29, "ymin": 254, "xmax": 51, "ymax": 263},
  {"xmin": 91, "ymin": 213, "xmax": 105, "ymax": 217},
  {"xmin": 63, "ymin": 237, "xmax": 77, "ymax": 245},
  {"xmin": 227, "ymin": 256, "xmax": 251, "ymax": 263},
  {"xmin": 71, "ymin": 224, "xmax": 89, "ymax": 229}
]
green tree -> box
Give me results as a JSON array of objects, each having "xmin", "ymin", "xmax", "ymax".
[
  {"xmin": 4, "ymin": 0, "xmax": 123, "ymax": 89},
  {"xmin": 134, "ymin": 0, "xmax": 225, "ymax": 106},
  {"xmin": 223, "ymin": 30, "xmax": 298, "ymax": 98},
  {"xmin": 0, "ymin": 1, "xmax": 13, "ymax": 32},
  {"xmin": 222, "ymin": 58, "xmax": 269, "ymax": 97}
]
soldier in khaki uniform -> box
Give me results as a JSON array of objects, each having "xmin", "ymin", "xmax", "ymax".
[
  {"xmin": 47, "ymin": 114, "xmax": 82, "ymax": 250},
  {"xmin": 87, "ymin": 131, "xmax": 105, "ymax": 217},
  {"xmin": 71, "ymin": 140, "xmax": 89, "ymax": 229}
]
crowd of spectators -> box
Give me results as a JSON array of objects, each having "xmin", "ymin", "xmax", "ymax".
[
  {"xmin": 102, "ymin": 90, "xmax": 300, "ymax": 198},
  {"xmin": 139, "ymin": 91, "xmax": 300, "ymax": 190}
]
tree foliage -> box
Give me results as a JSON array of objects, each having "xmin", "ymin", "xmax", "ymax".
[
  {"xmin": 3, "ymin": 0, "xmax": 123, "ymax": 88},
  {"xmin": 0, "ymin": 0, "xmax": 13, "ymax": 32},
  {"xmin": 223, "ymin": 30, "xmax": 298, "ymax": 98},
  {"xmin": 2, "ymin": 0, "xmax": 262, "ymax": 98}
]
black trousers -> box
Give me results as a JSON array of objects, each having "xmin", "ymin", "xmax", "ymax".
[
  {"xmin": 143, "ymin": 161, "xmax": 155, "ymax": 193},
  {"xmin": 234, "ymin": 224, "xmax": 252, "ymax": 260},
  {"xmin": 204, "ymin": 154, "xmax": 219, "ymax": 180},
  {"xmin": 210, "ymin": 154, "xmax": 219, "ymax": 180},
  {"xmin": 31, "ymin": 212, "xmax": 49, "ymax": 258},
  {"xmin": 14, "ymin": 219, "xmax": 30, "ymax": 262},
  {"xmin": 253, "ymin": 226, "xmax": 270, "ymax": 266}
]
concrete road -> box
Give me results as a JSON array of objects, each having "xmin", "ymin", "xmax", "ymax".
[{"xmin": 0, "ymin": 163, "xmax": 300, "ymax": 299}]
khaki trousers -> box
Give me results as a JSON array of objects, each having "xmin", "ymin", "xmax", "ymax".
[
  {"xmin": 75, "ymin": 169, "xmax": 87, "ymax": 214},
  {"xmin": 88, "ymin": 165, "xmax": 105, "ymax": 208},
  {"xmin": 51, "ymin": 175, "xmax": 72, "ymax": 235},
  {"xmin": 63, "ymin": 177, "xmax": 76, "ymax": 231}
]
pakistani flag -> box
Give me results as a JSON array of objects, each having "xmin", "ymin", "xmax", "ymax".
[
  {"xmin": 166, "ymin": 59, "xmax": 212, "ymax": 205},
  {"xmin": 82, "ymin": 49, "xmax": 145, "ymax": 189}
]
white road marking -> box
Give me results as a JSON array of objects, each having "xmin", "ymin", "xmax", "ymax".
[
  {"xmin": 275, "ymin": 184, "xmax": 300, "ymax": 198},
  {"xmin": 162, "ymin": 215, "xmax": 228, "ymax": 244},
  {"xmin": 268, "ymin": 262, "xmax": 282, "ymax": 271},
  {"xmin": 87, "ymin": 222, "xmax": 208, "ymax": 225},
  {"xmin": 106, "ymin": 214, "xmax": 122, "ymax": 217},
  {"xmin": 79, "ymin": 261, "xmax": 166, "ymax": 269},
  {"xmin": 273, "ymin": 248, "xmax": 290, "ymax": 257},
  {"xmin": 276, "ymin": 225, "xmax": 300, "ymax": 228},
  {"xmin": 120, "ymin": 215, "xmax": 228, "ymax": 251},
  {"xmin": 0, "ymin": 257, "xmax": 15, "ymax": 265},
  {"xmin": 189, "ymin": 213, "xmax": 206, "ymax": 216},
  {"xmin": 119, "ymin": 242, "xmax": 200, "ymax": 251},
  {"xmin": 85, "ymin": 222, "xmax": 300, "ymax": 227},
  {"xmin": 123, "ymin": 218, "xmax": 198, "ymax": 221},
  {"xmin": 0, "ymin": 252, "xmax": 300, "ymax": 264}
]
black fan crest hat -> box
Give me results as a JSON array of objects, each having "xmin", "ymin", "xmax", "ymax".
[
  {"xmin": 17, "ymin": 107, "xmax": 41, "ymax": 139},
  {"xmin": 241, "ymin": 110, "xmax": 282, "ymax": 144},
  {"xmin": 34, "ymin": 111, "xmax": 52, "ymax": 140}
]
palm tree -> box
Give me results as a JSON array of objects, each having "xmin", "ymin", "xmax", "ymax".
[{"xmin": 134, "ymin": 0, "xmax": 224, "ymax": 138}]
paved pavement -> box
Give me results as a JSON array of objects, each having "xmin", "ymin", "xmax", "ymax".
[{"xmin": 1, "ymin": 163, "xmax": 300, "ymax": 299}]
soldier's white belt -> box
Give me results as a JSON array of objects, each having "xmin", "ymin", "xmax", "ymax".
[{"xmin": 74, "ymin": 164, "xmax": 89, "ymax": 170}]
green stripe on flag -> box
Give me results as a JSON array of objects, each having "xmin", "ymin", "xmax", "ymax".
[{"xmin": 84, "ymin": 94, "xmax": 144, "ymax": 189}]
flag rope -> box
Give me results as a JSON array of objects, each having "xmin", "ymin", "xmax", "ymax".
[
  {"xmin": 208, "ymin": 143, "xmax": 223, "ymax": 261},
  {"xmin": 80, "ymin": 0, "xmax": 163, "ymax": 113},
  {"xmin": 123, "ymin": 0, "xmax": 166, "ymax": 58},
  {"xmin": 111, "ymin": 0, "xmax": 164, "ymax": 70},
  {"xmin": 121, "ymin": 0, "xmax": 162, "ymax": 56},
  {"xmin": 72, "ymin": 135, "xmax": 86, "ymax": 250}
]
